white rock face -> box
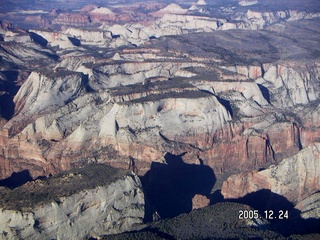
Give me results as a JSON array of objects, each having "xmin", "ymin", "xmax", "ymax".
[
  {"xmin": 101, "ymin": 95, "xmax": 232, "ymax": 145},
  {"xmin": 13, "ymin": 71, "xmax": 85, "ymax": 116},
  {"xmin": 29, "ymin": 29, "xmax": 76, "ymax": 49},
  {"xmin": 3, "ymin": 32, "xmax": 31, "ymax": 43},
  {"xmin": 0, "ymin": 40, "xmax": 55, "ymax": 66},
  {"xmin": 220, "ymin": 10, "xmax": 320, "ymax": 31},
  {"xmin": 54, "ymin": 56, "xmax": 94, "ymax": 77},
  {"xmin": 90, "ymin": 7, "xmax": 114, "ymax": 15},
  {"xmin": 196, "ymin": 80, "xmax": 269, "ymax": 107},
  {"xmin": 64, "ymin": 28, "xmax": 112, "ymax": 46},
  {"xmin": 244, "ymin": 10, "xmax": 289, "ymax": 30},
  {"xmin": 0, "ymin": 61, "xmax": 232, "ymax": 170},
  {"xmin": 1, "ymin": 71, "xmax": 85, "ymax": 137},
  {"xmin": 24, "ymin": 2, "xmax": 320, "ymax": 50},
  {"xmin": 260, "ymin": 63, "xmax": 320, "ymax": 107},
  {"xmin": 189, "ymin": 5, "xmax": 199, "ymax": 11},
  {"xmin": 108, "ymin": 24, "xmax": 132, "ymax": 39},
  {"xmin": 150, "ymin": 14, "xmax": 222, "ymax": 37},
  {"xmin": 89, "ymin": 11, "xmax": 226, "ymax": 48},
  {"xmin": 295, "ymin": 192, "xmax": 320, "ymax": 220},
  {"xmin": 0, "ymin": 172, "xmax": 144, "ymax": 240},
  {"xmin": 23, "ymin": 90, "xmax": 232, "ymax": 151},
  {"xmin": 287, "ymin": 10, "xmax": 320, "ymax": 21},
  {"xmin": 90, "ymin": 61, "xmax": 203, "ymax": 89},
  {"xmin": 154, "ymin": 4, "xmax": 188, "ymax": 15}
]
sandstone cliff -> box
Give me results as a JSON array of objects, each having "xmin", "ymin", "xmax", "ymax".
[
  {"xmin": 0, "ymin": 3, "xmax": 319, "ymax": 228},
  {"xmin": 0, "ymin": 3, "xmax": 319, "ymax": 237},
  {"xmin": 221, "ymin": 143, "xmax": 320, "ymax": 204},
  {"xmin": 52, "ymin": 13, "xmax": 91, "ymax": 26},
  {"xmin": 295, "ymin": 191, "xmax": 320, "ymax": 220},
  {"xmin": 0, "ymin": 164, "xmax": 145, "ymax": 240},
  {"xmin": 29, "ymin": 29, "xmax": 77, "ymax": 49},
  {"xmin": 0, "ymin": 39, "xmax": 57, "ymax": 67},
  {"xmin": 1, "ymin": 17, "xmax": 320, "ymax": 180},
  {"xmin": 0, "ymin": 68, "xmax": 232, "ymax": 177}
]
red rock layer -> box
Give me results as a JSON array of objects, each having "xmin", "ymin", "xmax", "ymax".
[
  {"xmin": 52, "ymin": 13, "xmax": 91, "ymax": 26},
  {"xmin": 192, "ymin": 194, "xmax": 210, "ymax": 210},
  {"xmin": 0, "ymin": 117, "xmax": 318, "ymax": 180},
  {"xmin": 221, "ymin": 143, "xmax": 320, "ymax": 204}
]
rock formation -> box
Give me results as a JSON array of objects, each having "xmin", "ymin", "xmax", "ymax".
[
  {"xmin": 29, "ymin": 29, "xmax": 76, "ymax": 49},
  {"xmin": 192, "ymin": 194, "xmax": 210, "ymax": 209},
  {"xmin": 90, "ymin": 7, "xmax": 114, "ymax": 15},
  {"xmin": 295, "ymin": 191, "xmax": 320, "ymax": 220},
  {"xmin": 0, "ymin": 16, "xmax": 319, "ymax": 181},
  {"xmin": 221, "ymin": 143, "xmax": 320, "ymax": 204},
  {"xmin": 52, "ymin": 13, "xmax": 91, "ymax": 26},
  {"xmin": 0, "ymin": 164, "xmax": 145, "ymax": 240},
  {"xmin": 152, "ymin": 4, "xmax": 188, "ymax": 17},
  {"xmin": 0, "ymin": 1, "xmax": 319, "ymax": 235}
]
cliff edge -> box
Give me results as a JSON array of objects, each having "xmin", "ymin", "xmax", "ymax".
[{"xmin": 0, "ymin": 164, "xmax": 145, "ymax": 240}]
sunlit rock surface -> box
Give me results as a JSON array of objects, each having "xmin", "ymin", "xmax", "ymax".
[
  {"xmin": 221, "ymin": 143, "xmax": 320, "ymax": 203},
  {"xmin": 0, "ymin": 1, "xmax": 319, "ymax": 235},
  {"xmin": 0, "ymin": 165, "xmax": 145, "ymax": 240},
  {"xmin": 0, "ymin": 16, "xmax": 320, "ymax": 180}
]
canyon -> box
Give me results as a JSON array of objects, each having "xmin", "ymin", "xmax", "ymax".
[{"xmin": 0, "ymin": 0, "xmax": 319, "ymax": 238}]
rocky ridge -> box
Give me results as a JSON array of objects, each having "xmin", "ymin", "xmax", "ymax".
[{"xmin": 0, "ymin": 164, "xmax": 145, "ymax": 240}]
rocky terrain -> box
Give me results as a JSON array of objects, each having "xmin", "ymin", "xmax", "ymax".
[
  {"xmin": 0, "ymin": 0, "xmax": 319, "ymax": 238},
  {"xmin": 222, "ymin": 143, "xmax": 320, "ymax": 203},
  {"xmin": 0, "ymin": 164, "xmax": 145, "ymax": 240}
]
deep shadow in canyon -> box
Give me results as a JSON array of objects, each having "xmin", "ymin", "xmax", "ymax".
[
  {"xmin": 0, "ymin": 70, "xmax": 20, "ymax": 120},
  {"xmin": 141, "ymin": 153, "xmax": 216, "ymax": 221},
  {"xmin": 0, "ymin": 170, "xmax": 33, "ymax": 189},
  {"xmin": 29, "ymin": 32, "xmax": 48, "ymax": 47}
]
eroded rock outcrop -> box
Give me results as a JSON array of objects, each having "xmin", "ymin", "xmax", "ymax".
[
  {"xmin": 192, "ymin": 194, "xmax": 210, "ymax": 210},
  {"xmin": 5, "ymin": 70, "xmax": 86, "ymax": 136},
  {"xmin": 152, "ymin": 4, "xmax": 188, "ymax": 17},
  {"xmin": 221, "ymin": 143, "xmax": 320, "ymax": 203},
  {"xmin": 52, "ymin": 13, "xmax": 91, "ymax": 26},
  {"xmin": 254, "ymin": 63, "xmax": 320, "ymax": 108},
  {"xmin": 0, "ymin": 164, "xmax": 145, "ymax": 240},
  {"xmin": 64, "ymin": 27, "xmax": 112, "ymax": 46},
  {"xmin": 0, "ymin": 40, "xmax": 56, "ymax": 66},
  {"xmin": 29, "ymin": 29, "xmax": 76, "ymax": 49},
  {"xmin": 295, "ymin": 191, "xmax": 320, "ymax": 220}
]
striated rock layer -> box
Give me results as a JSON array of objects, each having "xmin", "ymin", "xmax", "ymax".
[
  {"xmin": 0, "ymin": 43, "xmax": 320, "ymax": 179},
  {"xmin": 0, "ymin": 8, "xmax": 319, "ymax": 195},
  {"xmin": 295, "ymin": 191, "xmax": 320, "ymax": 220},
  {"xmin": 0, "ymin": 164, "xmax": 145, "ymax": 240},
  {"xmin": 221, "ymin": 143, "xmax": 320, "ymax": 204}
]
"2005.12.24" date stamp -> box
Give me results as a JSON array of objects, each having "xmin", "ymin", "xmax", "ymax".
[{"xmin": 239, "ymin": 210, "xmax": 289, "ymax": 220}]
